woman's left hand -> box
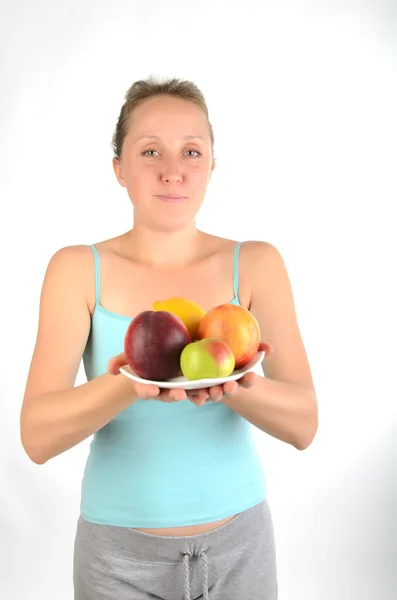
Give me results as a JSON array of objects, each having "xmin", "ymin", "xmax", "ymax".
[{"xmin": 186, "ymin": 342, "xmax": 273, "ymax": 406}]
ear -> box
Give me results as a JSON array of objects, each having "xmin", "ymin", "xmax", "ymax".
[
  {"xmin": 209, "ymin": 158, "xmax": 216, "ymax": 180},
  {"xmin": 113, "ymin": 157, "xmax": 127, "ymax": 188}
]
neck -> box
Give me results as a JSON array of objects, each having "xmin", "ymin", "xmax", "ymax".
[{"xmin": 124, "ymin": 222, "xmax": 206, "ymax": 268}]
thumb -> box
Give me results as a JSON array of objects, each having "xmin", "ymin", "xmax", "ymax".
[
  {"xmin": 108, "ymin": 352, "xmax": 128, "ymax": 375},
  {"xmin": 258, "ymin": 342, "xmax": 273, "ymax": 357}
]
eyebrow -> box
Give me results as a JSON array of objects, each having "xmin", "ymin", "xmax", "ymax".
[{"xmin": 135, "ymin": 135, "xmax": 206, "ymax": 143}]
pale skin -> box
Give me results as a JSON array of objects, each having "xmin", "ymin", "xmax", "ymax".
[{"xmin": 20, "ymin": 94, "xmax": 318, "ymax": 537}]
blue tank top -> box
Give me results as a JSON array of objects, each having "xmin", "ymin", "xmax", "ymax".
[{"xmin": 80, "ymin": 242, "xmax": 267, "ymax": 527}]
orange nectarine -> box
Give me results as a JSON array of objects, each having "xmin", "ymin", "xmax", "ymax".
[{"xmin": 197, "ymin": 304, "xmax": 260, "ymax": 369}]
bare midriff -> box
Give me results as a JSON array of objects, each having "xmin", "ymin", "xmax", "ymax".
[{"xmin": 135, "ymin": 514, "xmax": 236, "ymax": 537}]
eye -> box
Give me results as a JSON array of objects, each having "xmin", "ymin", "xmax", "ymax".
[
  {"xmin": 142, "ymin": 149, "xmax": 159, "ymax": 157},
  {"xmin": 141, "ymin": 148, "xmax": 202, "ymax": 158},
  {"xmin": 186, "ymin": 149, "xmax": 201, "ymax": 157}
]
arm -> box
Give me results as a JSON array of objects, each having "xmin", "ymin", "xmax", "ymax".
[
  {"xmin": 20, "ymin": 246, "xmax": 139, "ymax": 465},
  {"xmin": 222, "ymin": 243, "xmax": 318, "ymax": 450}
]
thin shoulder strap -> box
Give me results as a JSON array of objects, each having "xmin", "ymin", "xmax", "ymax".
[
  {"xmin": 233, "ymin": 241, "xmax": 242, "ymax": 299},
  {"xmin": 89, "ymin": 244, "xmax": 101, "ymax": 305}
]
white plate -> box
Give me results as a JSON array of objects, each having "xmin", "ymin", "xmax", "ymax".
[{"xmin": 119, "ymin": 350, "xmax": 265, "ymax": 390}]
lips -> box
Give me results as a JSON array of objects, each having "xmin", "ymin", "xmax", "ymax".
[{"xmin": 156, "ymin": 194, "xmax": 187, "ymax": 203}]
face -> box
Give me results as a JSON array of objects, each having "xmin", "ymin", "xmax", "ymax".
[{"xmin": 113, "ymin": 94, "xmax": 215, "ymax": 231}]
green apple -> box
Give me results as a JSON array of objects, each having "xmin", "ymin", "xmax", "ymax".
[{"xmin": 180, "ymin": 338, "xmax": 235, "ymax": 380}]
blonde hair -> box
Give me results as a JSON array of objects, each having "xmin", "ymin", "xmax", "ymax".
[{"xmin": 112, "ymin": 76, "xmax": 215, "ymax": 159}]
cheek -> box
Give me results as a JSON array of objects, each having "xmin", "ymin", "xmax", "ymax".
[
  {"xmin": 125, "ymin": 164, "xmax": 153, "ymax": 188},
  {"xmin": 123, "ymin": 161, "xmax": 211, "ymax": 189},
  {"xmin": 189, "ymin": 165, "xmax": 212, "ymax": 185}
]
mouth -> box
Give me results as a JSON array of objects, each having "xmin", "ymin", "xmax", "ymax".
[{"xmin": 155, "ymin": 194, "xmax": 187, "ymax": 203}]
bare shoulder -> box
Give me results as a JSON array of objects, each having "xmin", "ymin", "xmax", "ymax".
[
  {"xmin": 241, "ymin": 239, "xmax": 279, "ymax": 262},
  {"xmin": 245, "ymin": 240, "xmax": 316, "ymax": 393},
  {"xmin": 210, "ymin": 237, "xmax": 276, "ymax": 259},
  {"xmin": 41, "ymin": 244, "xmax": 102, "ymax": 316},
  {"xmin": 47, "ymin": 243, "xmax": 94, "ymax": 267},
  {"xmin": 21, "ymin": 244, "xmax": 97, "ymax": 409},
  {"xmin": 238, "ymin": 240, "xmax": 288, "ymax": 287},
  {"xmin": 46, "ymin": 243, "xmax": 95, "ymax": 288},
  {"xmin": 241, "ymin": 238, "xmax": 296, "ymax": 314},
  {"xmin": 231, "ymin": 239, "xmax": 276, "ymax": 301}
]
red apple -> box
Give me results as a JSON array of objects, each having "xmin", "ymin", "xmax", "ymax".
[
  {"xmin": 124, "ymin": 310, "xmax": 191, "ymax": 380},
  {"xmin": 197, "ymin": 304, "xmax": 260, "ymax": 368}
]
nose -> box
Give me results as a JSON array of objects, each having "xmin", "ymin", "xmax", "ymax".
[{"xmin": 161, "ymin": 158, "xmax": 183, "ymax": 184}]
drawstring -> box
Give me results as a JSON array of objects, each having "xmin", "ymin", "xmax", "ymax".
[
  {"xmin": 183, "ymin": 553, "xmax": 191, "ymax": 600},
  {"xmin": 200, "ymin": 550, "xmax": 209, "ymax": 599},
  {"xmin": 182, "ymin": 550, "xmax": 209, "ymax": 600}
]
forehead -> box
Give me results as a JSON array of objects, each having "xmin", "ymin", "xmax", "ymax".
[{"xmin": 128, "ymin": 95, "xmax": 210, "ymax": 142}]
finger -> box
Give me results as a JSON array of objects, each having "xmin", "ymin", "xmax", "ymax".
[
  {"xmin": 208, "ymin": 384, "xmax": 224, "ymax": 402},
  {"xmin": 169, "ymin": 388, "xmax": 188, "ymax": 402},
  {"xmin": 222, "ymin": 380, "xmax": 239, "ymax": 396},
  {"xmin": 188, "ymin": 397, "xmax": 207, "ymax": 406},
  {"xmin": 196, "ymin": 388, "xmax": 210, "ymax": 402},
  {"xmin": 258, "ymin": 342, "xmax": 273, "ymax": 357},
  {"xmin": 187, "ymin": 388, "xmax": 209, "ymax": 401},
  {"xmin": 108, "ymin": 352, "xmax": 128, "ymax": 375},
  {"xmin": 137, "ymin": 384, "xmax": 160, "ymax": 400},
  {"xmin": 157, "ymin": 391, "xmax": 176, "ymax": 403},
  {"xmin": 190, "ymin": 396, "xmax": 207, "ymax": 406},
  {"xmin": 191, "ymin": 393, "xmax": 209, "ymax": 406},
  {"xmin": 158, "ymin": 388, "xmax": 187, "ymax": 403},
  {"xmin": 239, "ymin": 372, "xmax": 257, "ymax": 388},
  {"xmin": 187, "ymin": 388, "xmax": 210, "ymax": 406}
]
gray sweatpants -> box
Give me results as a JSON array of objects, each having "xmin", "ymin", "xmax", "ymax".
[{"xmin": 73, "ymin": 499, "xmax": 278, "ymax": 600}]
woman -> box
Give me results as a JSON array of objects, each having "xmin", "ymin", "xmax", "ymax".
[{"xmin": 20, "ymin": 77, "xmax": 318, "ymax": 600}]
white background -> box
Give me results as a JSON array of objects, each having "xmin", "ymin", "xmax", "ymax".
[{"xmin": 1, "ymin": 1, "xmax": 396, "ymax": 599}]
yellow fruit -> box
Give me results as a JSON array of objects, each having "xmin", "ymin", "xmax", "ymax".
[{"xmin": 152, "ymin": 297, "xmax": 206, "ymax": 340}]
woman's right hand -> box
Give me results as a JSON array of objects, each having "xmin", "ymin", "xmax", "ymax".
[{"xmin": 107, "ymin": 352, "xmax": 211, "ymax": 406}]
